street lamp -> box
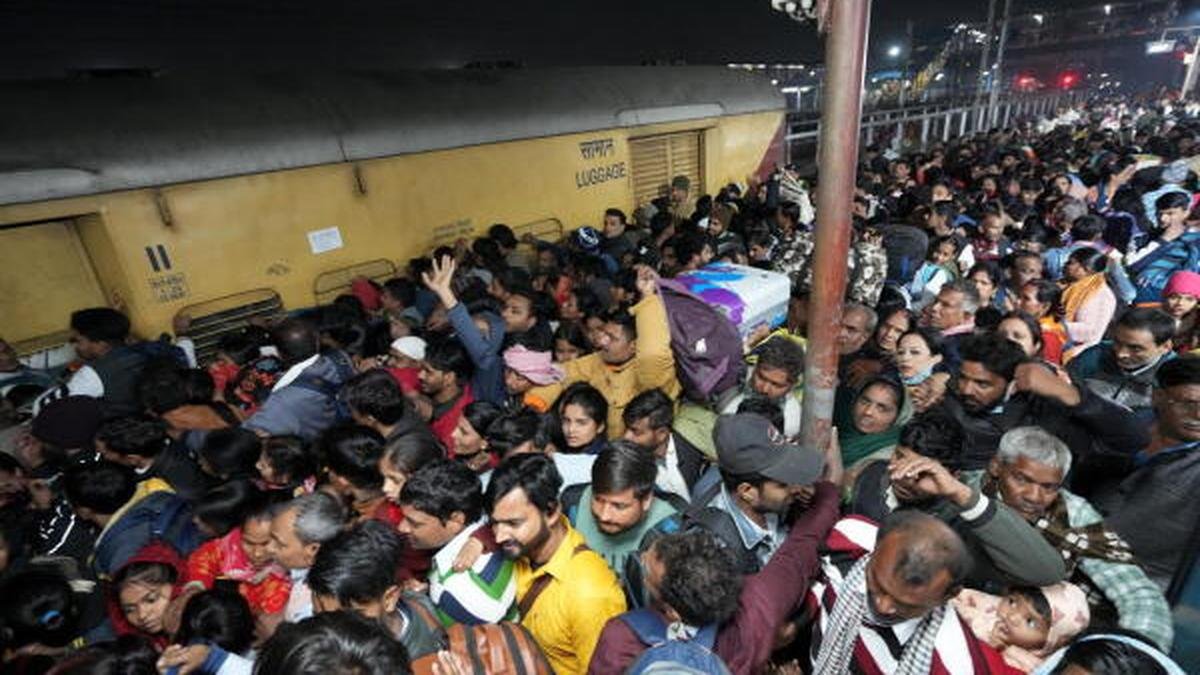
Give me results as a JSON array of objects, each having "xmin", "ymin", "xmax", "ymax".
[{"xmin": 887, "ymin": 44, "xmax": 902, "ymax": 58}]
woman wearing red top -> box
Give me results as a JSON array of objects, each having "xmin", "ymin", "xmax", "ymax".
[
  {"xmin": 1017, "ymin": 280, "xmax": 1068, "ymax": 365},
  {"xmin": 184, "ymin": 502, "xmax": 291, "ymax": 618}
]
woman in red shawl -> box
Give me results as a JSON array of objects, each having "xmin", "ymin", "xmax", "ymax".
[
  {"xmin": 109, "ymin": 541, "xmax": 196, "ymax": 651},
  {"xmin": 183, "ymin": 504, "xmax": 291, "ymax": 618}
]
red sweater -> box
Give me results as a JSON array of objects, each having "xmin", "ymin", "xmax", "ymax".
[
  {"xmin": 429, "ymin": 386, "xmax": 474, "ymax": 456},
  {"xmin": 587, "ymin": 481, "xmax": 841, "ymax": 675}
]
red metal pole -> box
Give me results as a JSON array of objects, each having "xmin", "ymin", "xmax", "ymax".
[{"xmin": 801, "ymin": 0, "xmax": 871, "ymax": 454}]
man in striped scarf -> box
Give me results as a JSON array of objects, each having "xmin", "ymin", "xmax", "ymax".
[{"xmin": 808, "ymin": 512, "xmax": 1009, "ymax": 675}]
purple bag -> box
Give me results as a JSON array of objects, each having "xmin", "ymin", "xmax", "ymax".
[{"xmin": 657, "ymin": 279, "xmax": 744, "ymax": 401}]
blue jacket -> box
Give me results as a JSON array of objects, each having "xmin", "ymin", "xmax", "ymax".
[
  {"xmin": 447, "ymin": 303, "xmax": 507, "ymax": 405},
  {"xmin": 244, "ymin": 353, "xmax": 353, "ymax": 440},
  {"xmin": 93, "ymin": 480, "xmax": 202, "ymax": 580}
]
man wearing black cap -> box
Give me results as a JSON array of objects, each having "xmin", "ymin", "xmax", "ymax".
[{"xmin": 684, "ymin": 413, "xmax": 827, "ymax": 575}]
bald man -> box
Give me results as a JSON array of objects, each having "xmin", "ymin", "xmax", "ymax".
[{"xmin": 808, "ymin": 513, "xmax": 1008, "ymax": 674}]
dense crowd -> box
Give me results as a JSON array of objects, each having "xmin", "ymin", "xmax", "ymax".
[{"xmin": 0, "ymin": 95, "xmax": 1198, "ymax": 675}]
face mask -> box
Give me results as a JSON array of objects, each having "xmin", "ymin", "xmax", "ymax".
[{"xmin": 901, "ymin": 366, "xmax": 934, "ymax": 386}]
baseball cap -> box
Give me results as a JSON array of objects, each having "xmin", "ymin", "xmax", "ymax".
[
  {"xmin": 390, "ymin": 336, "xmax": 427, "ymax": 361},
  {"xmin": 713, "ymin": 414, "xmax": 825, "ymax": 485},
  {"xmin": 574, "ymin": 226, "xmax": 602, "ymax": 253}
]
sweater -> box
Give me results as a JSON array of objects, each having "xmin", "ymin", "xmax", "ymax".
[{"xmin": 572, "ymin": 487, "xmax": 677, "ymax": 580}]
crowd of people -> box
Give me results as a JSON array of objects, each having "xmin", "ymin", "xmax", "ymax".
[{"xmin": 0, "ymin": 94, "xmax": 1197, "ymax": 675}]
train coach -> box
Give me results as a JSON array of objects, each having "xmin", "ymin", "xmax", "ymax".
[{"xmin": 0, "ymin": 67, "xmax": 784, "ymax": 359}]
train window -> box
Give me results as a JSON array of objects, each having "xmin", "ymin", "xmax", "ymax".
[
  {"xmin": 176, "ymin": 289, "xmax": 284, "ymax": 365},
  {"xmin": 312, "ymin": 258, "xmax": 397, "ymax": 306},
  {"xmin": 0, "ymin": 219, "xmax": 107, "ymax": 356},
  {"xmin": 628, "ymin": 131, "xmax": 703, "ymax": 207}
]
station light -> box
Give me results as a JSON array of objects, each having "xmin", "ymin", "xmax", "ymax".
[{"xmin": 1147, "ymin": 40, "xmax": 1176, "ymax": 54}]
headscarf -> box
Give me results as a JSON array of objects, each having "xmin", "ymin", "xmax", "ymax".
[
  {"xmin": 1163, "ymin": 270, "xmax": 1200, "ymax": 299},
  {"xmin": 953, "ymin": 583, "xmax": 1091, "ymax": 672},
  {"xmin": 835, "ymin": 376, "xmax": 913, "ymax": 468},
  {"xmin": 503, "ymin": 346, "xmax": 564, "ymax": 386},
  {"xmin": 107, "ymin": 541, "xmax": 187, "ymax": 650}
]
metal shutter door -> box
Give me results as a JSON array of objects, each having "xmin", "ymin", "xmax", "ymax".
[{"xmin": 629, "ymin": 131, "xmax": 702, "ymax": 207}]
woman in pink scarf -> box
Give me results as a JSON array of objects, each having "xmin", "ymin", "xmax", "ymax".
[{"xmin": 502, "ymin": 344, "xmax": 564, "ymax": 412}]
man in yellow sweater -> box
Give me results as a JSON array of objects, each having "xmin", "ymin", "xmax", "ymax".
[
  {"xmin": 487, "ymin": 453, "xmax": 626, "ymax": 675},
  {"xmin": 529, "ymin": 265, "xmax": 680, "ymax": 439}
]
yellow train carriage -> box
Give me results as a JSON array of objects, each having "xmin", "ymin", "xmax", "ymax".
[{"xmin": 0, "ymin": 67, "xmax": 784, "ymax": 359}]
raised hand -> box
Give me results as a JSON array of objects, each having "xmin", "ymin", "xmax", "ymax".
[{"xmin": 422, "ymin": 255, "xmax": 459, "ymax": 308}]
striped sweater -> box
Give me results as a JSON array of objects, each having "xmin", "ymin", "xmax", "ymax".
[
  {"xmin": 429, "ymin": 521, "xmax": 518, "ymax": 626},
  {"xmin": 807, "ymin": 516, "xmax": 1012, "ymax": 675}
]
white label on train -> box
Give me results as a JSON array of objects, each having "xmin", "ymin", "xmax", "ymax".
[{"xmin": 307, "ymin": 226, "xmax": 344, "ymax": 254}]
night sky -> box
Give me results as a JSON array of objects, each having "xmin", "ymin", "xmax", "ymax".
[{"xmin": 0, "ymin": 0, "xmax": 1188, "ymax": 79}]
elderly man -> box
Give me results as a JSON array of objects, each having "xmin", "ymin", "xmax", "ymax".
[
  {"xmin": 807, "ymin": 512, "xmax": 1008, "ymax": 674},
  {"xmin": 267, "ymin": 491, "xmax": 347, "ymax": 624},
  {"xmin": 922, "ymin": 279, "xmax": 979, "ymax": 369},
  {"xmin": 974, "ymin": 426, "xmax": 1173, "ymax": 651}
]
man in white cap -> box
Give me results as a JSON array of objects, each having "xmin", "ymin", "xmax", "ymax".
[{"xmin": 386, "ymin": 336, "xmax": 426, "ymax": 394}]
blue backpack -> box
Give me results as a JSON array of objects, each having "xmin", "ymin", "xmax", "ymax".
[
  {"xmin": 291, "ymin": 350, "xmax": 357, "ymax": 424},
  {"xmin": 1131, "ymin": 233, "xmax": 1200, "ymax": 303},
  {"xmin": 621, "ymin": 609, "xmax": 731, "ymax": 675}
]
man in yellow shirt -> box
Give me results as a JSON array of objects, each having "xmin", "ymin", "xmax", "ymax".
[
  {"xmin": 528, "ymin": 265, "xmax": 680, "ymax": 439},
  {"xmin": 486, "ymin": 453, "xmax": 626, "ymax": 675}
]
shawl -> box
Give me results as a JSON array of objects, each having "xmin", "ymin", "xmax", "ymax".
[
  {"xmin": 1061, "ymin": 272, "xmax": 1107, "ymax": 322},
  {"xmin": 835, "ymin": 379, "xmax": 913, "ymax": 468},
  {"xmin": 982, "ymin": 474, "xmax": 1134, "ymax": 573}
]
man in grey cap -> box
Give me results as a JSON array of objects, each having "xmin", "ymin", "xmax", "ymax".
[{"xmin": 683, "ymin": 413, "xmax": 827, "ymax": 574}]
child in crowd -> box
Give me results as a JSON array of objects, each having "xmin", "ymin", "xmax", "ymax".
[
  {"xmin": 908, "ymin": 236, "xmax": 956, "ymax": 309},
  {"xmin": 953, "ymin": 582, "xmax": 1090, "ymax": 673},
  {"xmin": 1161, "ymin": 270, "xmax": 1200, "ymax": 352},
  {"xmin": 502, "ymin": 345, "xmax": 564, "ymax": 413}
]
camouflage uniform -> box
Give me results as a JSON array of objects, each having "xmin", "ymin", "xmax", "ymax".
[{"xmin": 773, "ymin": 230, "xmax": 887, "ymax": 306}]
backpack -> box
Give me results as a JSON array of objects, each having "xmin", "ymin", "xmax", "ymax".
[
  {"xmin": 656, "ymin": 279, "xmax": 744, "ymax": 402},
  {"xmin": 291, "ymin": 350, "xmax": 357, "ymax": 424},
  {"xmin": 1131, "ymin": 234, "xmax": 1200, "ymax": 303},
  {"xmin": 620, "ymin": 609, "xmax": 732, "ymax": 675},
  {"xmin": 127, "ymin": 338, "xmax": 190, "ymax": 368},
  {"xmin": 407, "ymin": 596, "xmax": 554, "ymax": 675}
]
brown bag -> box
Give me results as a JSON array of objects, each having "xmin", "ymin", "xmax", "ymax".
[{"xmin": 410, "ymin": 622, "xmax": 555, "ymax": 675}]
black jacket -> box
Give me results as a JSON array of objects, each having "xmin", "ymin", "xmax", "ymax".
[
  {"xmin": 938, "ymin": 382, "xmax": 1149, "ymax": 491},
  {"xmin": 671, "ymin": 432, "xmax": 709, "ymax": 497}
]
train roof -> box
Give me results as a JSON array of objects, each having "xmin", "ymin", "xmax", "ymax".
[{"xmin": 0, "ymin": 66, "xmax": 784, "ymax": 206}]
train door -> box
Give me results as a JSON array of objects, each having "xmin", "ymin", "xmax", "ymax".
[
  {"xmin": 628, "ymin": 130, "xmax": 704, "ymax": 207},
  {"xmin": 0, "ymin": 219, "xmax": 107, "ymax": 353}
]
